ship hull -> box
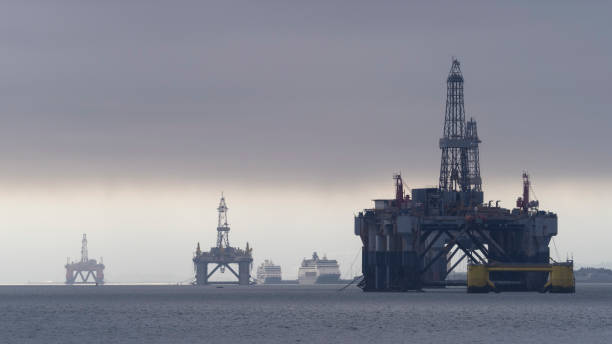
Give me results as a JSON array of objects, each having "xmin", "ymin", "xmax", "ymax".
[
  {"xmin": 258, "ymin": 277, "xmax": 282, "ymax": 284},
  {"xmin": 315, "ymin": 274, "xmax": 341, "ymax": 284},
  {"xmin": 298, "ymin": 270, "xmax": 318, "ymax": 284}
]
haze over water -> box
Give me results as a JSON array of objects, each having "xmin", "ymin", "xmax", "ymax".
[{"xmin": 1, "ymin": 1, "xmax": 612, "ymax": 284}]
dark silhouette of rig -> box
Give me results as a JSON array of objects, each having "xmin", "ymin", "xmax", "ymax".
[
  {"xmin": 354, "ymin": 59, "xmax": 574, "ymax": 293},
  {"xmin": 65, "ymin": 234, "xmax": 105, "ymax": 285},
  {"xmin": 193, "ymin": 195, "xmax": 253, "ymax": 285}
]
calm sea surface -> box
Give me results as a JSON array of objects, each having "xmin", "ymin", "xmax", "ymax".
[{"xmin": 0, "ymin": 283, "xmax": 611, "ymax": 344}]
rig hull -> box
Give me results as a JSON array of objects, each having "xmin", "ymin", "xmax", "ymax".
[{"xmin": 355, "ymin": 190, "xmax": 559, "ymax": 292}]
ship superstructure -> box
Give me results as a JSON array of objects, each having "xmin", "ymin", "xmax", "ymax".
[
  {"xmin": 256, "ymin": 260, "xmax": 282, "ymax": 284},
  {"xmin": 298, "ymin": 252, "xmax": 341, "ymax": 284}
]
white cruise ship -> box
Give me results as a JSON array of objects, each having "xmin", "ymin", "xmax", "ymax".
[
  {"xmin": 256, "ymin": 260, "xmax": 282, "ymax": 284},
  {"xmin": 298, "ymin": 252, "xmax": 341, "ymax": 284}
]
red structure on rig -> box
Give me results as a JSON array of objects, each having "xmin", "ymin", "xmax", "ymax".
[
  {"xmin": 394, "ymin": 173, "xmax": 410, "ymax": 207},
  {"xmin": 516, "ymin": 172, "xmax": 539, "ymax": 212}
]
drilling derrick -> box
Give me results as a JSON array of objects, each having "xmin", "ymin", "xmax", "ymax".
[
  {"xmin": 437, "ymin": 59, "xmax": 483, "ymax": 207},
  {"xmin": 65, "ymin": 234, "xmax": 105, "ymax": 285},
  {"xmin": 216, "ymin": 196, "xmax": 230, "ymax": 249},
  {"xmin": 81, "ymin": 234, "xmax": 88, "ymax": 262},
  {"xmin": 439, "ymin": 59, "xmax": 469, "ymax": 193},
  {"xmin": 354, "ymin": 59, "xmax": 573, "ymax": 294},
  {"xmin": 193, "ymin": 195, "xmax": 253, "ymax": 285}
]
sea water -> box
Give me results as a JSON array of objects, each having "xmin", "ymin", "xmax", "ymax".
[{"xmin": 0, "ymin": 284, "xmax": 610, "ymax": 343}]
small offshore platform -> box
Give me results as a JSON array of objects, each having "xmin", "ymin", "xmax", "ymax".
[
  {"xmin": 193, "ymin": 195, "xmax": 253, "ymax": 285},
  {"xmin": 354, "ymin": 59, "xmax": 574, "ymax": 293},
  {"xmin": 65, "ymin": 234, "xmax": 105, "ymax": 285}
]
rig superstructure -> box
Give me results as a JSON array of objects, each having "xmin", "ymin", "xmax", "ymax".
[
  {"xmin": 65, "ymin": 234, "xmax": 105, "ymax": 285},
  {"xmin": 193, "ymin": 195, "xmax": 253, "ymax": 285},
  {"xmin": 354, "ymin": 59, "xmax": 574, "ymax": 293}
]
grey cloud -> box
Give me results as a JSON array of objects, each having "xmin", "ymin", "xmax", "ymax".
[{"xmin": 1, "ymin": 1, "xmax": 611, "ymax": 184}]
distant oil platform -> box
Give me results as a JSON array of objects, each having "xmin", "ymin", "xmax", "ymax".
[
  {"xmin": 65, "ymin": 234, "xmax": 105, "ymax": 285},
  {"xmin": 193, "ymin": 195, "xmax": 253, "ymax": 285}
]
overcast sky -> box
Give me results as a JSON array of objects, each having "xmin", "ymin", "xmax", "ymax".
[{"xmin": 0, "ymin": 1, "xmax": 611, "ymax": 283}]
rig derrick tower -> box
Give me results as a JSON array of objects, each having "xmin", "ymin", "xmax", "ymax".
[
  {"xmin": 65, "ymin": 234, "xmax": 105, "ymax": 285},
  {"xmin": 216, "ymin": 195, "xmax": 230, "ymax": 250},
  {"xmin": 193, "ymin": 195, "xmax": 253, "ymax": 285},
  {"xmin": 438, "ymin": 59, "xmax": 483, "ymax": 208},
  {"xmin": 439, "ymin": 59, "xmax": 469, "ymax": 193}
]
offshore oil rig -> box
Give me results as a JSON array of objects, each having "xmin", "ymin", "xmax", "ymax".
[
  {"xmin": 354, "ymin": 59, "xmax": 574, "ymax": 293},
  {"xmin": 193, "ymin": 195, "xmax": 253, "ymax": 285},
  {"xmin": 65, "ymin": 234, "xmax": 105, "ymax": 285}
]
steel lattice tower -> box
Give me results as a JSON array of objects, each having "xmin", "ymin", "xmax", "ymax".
[
  {"xmin": 439, "ymin": 59, "xmax": 470, "ymax": 191},
  {"xmin": 216, "ymin": 195, "xmax": 230, "ymax": 249},
  {"xmin": 81, "ymin": 233, "xmax": 88, "ymax": 263},
  {"xmin": 466, "ymin": 117, "xmax": 482, "ymax": 192}
]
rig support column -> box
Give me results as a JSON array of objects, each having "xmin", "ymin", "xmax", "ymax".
[
  {"xmin": 238, "ymin": 261, "xmax": 250, "ymax": 285},
  {"xmin": 375, "ymin": 233, "xmax": 387, "ymax": 290},
  {"xmin": 363, "ymin": 228, "xmax": 377, "ymax": 291},
  {"xmin": 195, "ymin": 261, "xmax": 208, "ymax": 285}
]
